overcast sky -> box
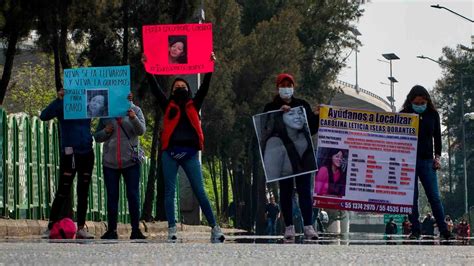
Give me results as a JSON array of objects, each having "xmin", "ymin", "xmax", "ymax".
[{"xmin": 338, "ymin": 0, "xmax": 473, "ymax": 110}]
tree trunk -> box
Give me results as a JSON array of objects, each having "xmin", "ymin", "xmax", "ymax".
[
  {"xmin": 0, "ymin": 30, "xmax": 19, "ymax": 104},
  {"xmin": 121, "ymin": 0, "xmax": 130, "ymax": 65},
  {"xmin": 51, "ymin": 9, "xmax": 62, "ymax": 91},
  {"xmin": 253, "ymin": 136, "xmax": 266, "ymax": 235},
  {"xmin": 141, "ymin": 112, "xmax": 160, "ymax": 221},
  {"xmin": 58, "ymin": 0, "xmax": 71, "ymax": 69},
  {"xmin": 221, "ymin": 156, "xmax": 229, "ymax": 222},
  {"xmin": 208, "ymin": 158, "xmax": 220, "ymax": 216},
  {"xmin": 155, "ymin": 149, "xmax": 166, "ymax": 221}
]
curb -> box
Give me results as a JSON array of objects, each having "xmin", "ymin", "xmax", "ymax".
[{"xmin": 0, "ymin": 219, "xmax": 245, "ymax": 239}]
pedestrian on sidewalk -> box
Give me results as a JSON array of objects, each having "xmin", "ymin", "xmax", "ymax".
[
  {"xmin": 40, "ymin": 88, "xmax": 95, "ymax": 239},
  {"xmin": 385, "ymin": 217, "xmax": 398, "ymax": 244},
  {"xmin": 400, "ymin": 85, "xmax": 451, "ymax": 241},
  {"xmin": 142, "ymin": 52, "xmax": 224, "ymax": 243},
  {"xmin": 263, "ymin": 73, "xmax": 319, "ymax": 241},
  {"xmin": 94, "ymin": 94, "xmax": 147, "ymax": 240},
  {"xmin": 402, "ymin": 216, "xmax": 411, "ymax": 236},
  {"xmin": 265, "ymin": 196, "xmax": 280, "ymax": 236},
  {"xmin": 456, "ymin": 218, "xmax": 470, "ymax": 245}
]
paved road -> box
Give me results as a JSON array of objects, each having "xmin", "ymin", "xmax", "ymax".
[{"xmin": 1, "ymin": 241, "xmax": 474, "ymax": 264}]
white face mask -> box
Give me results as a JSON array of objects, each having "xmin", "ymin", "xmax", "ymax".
[{"xmin": 279, "ymin": 87, "xmax": 294, "ymax": 99}]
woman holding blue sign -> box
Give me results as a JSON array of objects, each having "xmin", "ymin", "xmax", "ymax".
[
  {"xmin": 40, "ymin": 88, "xmax": 95, "ymax": 239},
  {"xmin": 142, "ymin": 53, "xmax": 225, "ymax": 243},
  {"xmin": 94, "ymin": 94, "xmax": 147, "ymax": 240},
  {"xmin": 401, "ymin": 85, "xmax": 451, "ymax": 241}
]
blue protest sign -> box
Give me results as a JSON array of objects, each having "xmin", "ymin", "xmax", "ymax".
[{"xmin": 63, "ymin": 65, "xmax": 131, "ymax": 119}]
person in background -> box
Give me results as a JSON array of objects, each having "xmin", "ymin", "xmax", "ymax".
[
  {"xmin": 402, "ymin": 216, "xmax": 412, "ymax": 236},
  {"xmin": 265, "ymin": 196, "xmax": 280, "ymax": 236},
  {"xmin": 40, "ymin": 88, "xmax": 95, "ymax": 239},
  {"xmin": 94, "ymin": 94, "xmax": 147, "ymax": 240},
  {"xmin": 456, "ymin": 218, "xmax": 470, "ymax": 245},
  {"xmin": 385, "ymin": 217, "xmax": 398, "ymax": 244},
  {"xmin": 421, "ymin": 213, "xmax": 435, "ymax": 237},
  {"xmin": 445, "ymin": 215, "xmax": 454, "ymax": 234},
  {"xmin": 401, "ymin": 85, "xmax": 451, "ymax": 240}
]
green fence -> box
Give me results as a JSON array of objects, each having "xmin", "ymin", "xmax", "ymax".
[{"xmin": 0, "ymin": 109, "xmax": 155, "ymax": 223}]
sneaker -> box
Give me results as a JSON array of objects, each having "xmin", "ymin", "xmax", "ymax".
[
  {"xmin": 42, "ymin": 228, "xmax": 51, "ymax": 239},
  {"xmin": 284, "ymin": 225, "xmax": 295, "ymax": 240},
  {"xmin": 409, "ymin": 232, "xmax": 420, "ymax": 240},
  {"xmin": 211, "ymin": 225, "xmax": 225, "ymax": 243},
  {"xmin": 130, "ymin": 229, "xmax": 147, "ymax": 240},
  {"xmin": 101, "ymin": 230, "xmax": 118, "ymax": 240},
  {"xmin": 168, "ymin": 226, "xmax": 177, "ymax": 241},
  {"xmin": 76, "ymin": 228, "xmax": 95, "ymax": 239},
  {"xmin": 304, "ymin": 225, "xmax": 319, "ymax": 240}
]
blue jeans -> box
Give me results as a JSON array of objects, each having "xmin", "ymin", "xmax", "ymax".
[
  {"xmin": 162, "ymin": 151, "xmax": 216, "ymax": 228},
  {"xmin": 266, "ymin": 218, "xmax": 277, "ymax": 235},
  {"xmin": 408, "ymin": 159, "xmax": 448, "ymax": 235},
  {"xmin": 103, "ymin": 164, "xmax": 141, "ymax": 232}
]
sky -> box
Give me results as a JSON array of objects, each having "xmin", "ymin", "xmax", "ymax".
[{"xmin": 338, "ymin": 0, "xmax": 473, "ymax": 110}]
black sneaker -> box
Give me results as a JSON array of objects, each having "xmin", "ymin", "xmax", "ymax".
[
  {"xmin": 101, "ymin": 230, "xmax": 118, "ymax": 240},
  {"xmin": 130, "ymin": 229, "xmax": 147, "ymax": 240}
]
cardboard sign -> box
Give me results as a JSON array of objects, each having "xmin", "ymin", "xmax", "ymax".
[
  {"xmin": 143, "ymin": 23, "xmax": 214, "ymax": 75},
  {"xmin": 314, "ymin": 105, "xmax": 419, "ymax": 215},
  {"xmin": 63, "ymin": 66, "xmax": 130, "ymax": 119}
]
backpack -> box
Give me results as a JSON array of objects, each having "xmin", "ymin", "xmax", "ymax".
[{"xmin": 49, "ymin": 218, "xmax": 77, "ymax": 239}]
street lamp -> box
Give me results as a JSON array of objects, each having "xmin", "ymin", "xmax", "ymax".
[
  {"xmin": 417, "ymin": 54, "xmax": 469, "ymax": 214},
  {"xmin": 430, "ymin": 4, "xmax": 474, "ymax": 23},
  {"xmin": 350, "ymin": 28, "xmax": 362, "ymax": 92},
  {"xmin": 382, "ymin": 53, "xmax": 400, "ymax": 112}
]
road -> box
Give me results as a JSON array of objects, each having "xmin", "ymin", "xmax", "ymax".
[{"xmin": 1, "ymin": 241, "xmax": 473, "ymax": 264}]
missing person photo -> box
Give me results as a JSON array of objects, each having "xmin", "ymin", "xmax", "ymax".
[
  {"xmin": 87, "ymin": 89, "xmax": 109, "ymax": 118},
  {"xmin": 314, "ymin": 148, "xmax": 348, "ymax": 197},
  {"xmin": 254, "ymin": 106, "xmax": 317, "ymax": 182},
  {"xmin": 168, "ymin": 35, "xmax": 188, "ymax": 64}
]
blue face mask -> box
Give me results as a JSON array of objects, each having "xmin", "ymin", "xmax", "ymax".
[{"xmin": 412, "ymin": 103, "xmax": 427, "ymax": 113}]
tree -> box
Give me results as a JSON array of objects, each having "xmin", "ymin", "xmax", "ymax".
[
  {"xmin": 3, "ymin": 55, "xmax": 56, "ymax": 115},
  {"xmin": 0, "ymin": 0, "xmax": 36, "ymax": 103},
  {"xmin": 432, "ymin": 45, "xmax": 474, "ymax": 219}
]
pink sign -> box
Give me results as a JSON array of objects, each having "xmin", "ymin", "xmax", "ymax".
[{"xmin": 143, "ymin": 23, "xmax": 214, "ymax": 75}]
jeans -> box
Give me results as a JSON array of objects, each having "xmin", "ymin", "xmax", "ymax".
[
  {"xmin": 266, "ymin": 218, "xmax": 277, "ymax": 235},
  {"xmin": 162, "ymin": 151, "xmax": 216, "ymax": 228},
  {"xmin": 279, "ymin": 174, "xmax": 313, "ymax": 227},
  {"xmin": 49, "ymin": 151, "xmax": 94, "ymax": 228},
  {"xmin": 408, "ymin": 159, "xmax": 448, "ymax": 235},
  {"xmin": 103, "ymin": 164, "xmax": 141, "ymax": 232}
]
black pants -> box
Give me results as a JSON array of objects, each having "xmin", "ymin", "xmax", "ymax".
[
  {"xmin": 49, "ymin": 151, "xmax": 94, "ymax": 228},
  {"xmin": 279, "ymin": 174, "xmax": 312, "ymax": 227}
]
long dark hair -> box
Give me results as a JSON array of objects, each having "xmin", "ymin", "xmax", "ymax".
[
  {"xmin": 262, "ymin": 109, "xmax": 313, "ymax": 174},
  {"xmin": 401, "ymin": 85, "xmax": 437, "ymax": 112},
  {"xmin": 320, "ymin": 148, "xmax": 346, "ymax": 196}
]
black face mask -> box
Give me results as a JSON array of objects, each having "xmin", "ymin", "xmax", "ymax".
[{"xmin": 172, "ymin": 88, "xmax": 189, "ymax": 102}]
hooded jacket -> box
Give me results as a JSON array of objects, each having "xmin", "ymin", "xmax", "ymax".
[
  {"xmin": 40, "ymin": 98, "xmax": 93, "ymax": 154},
  {"xmin": 94, "ymin": 104, "xmax": 146, "ymax": 169}
]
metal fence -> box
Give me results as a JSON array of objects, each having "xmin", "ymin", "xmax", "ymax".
[{"xmin": 0, "ymin": 109, "xmax": 153, "ymax": 223}]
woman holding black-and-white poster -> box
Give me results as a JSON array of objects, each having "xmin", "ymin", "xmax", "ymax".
[{"xmin": 262, "ymin": 73, "xmax": 319, "ymax": 241}]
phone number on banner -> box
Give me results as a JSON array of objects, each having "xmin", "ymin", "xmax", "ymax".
[{"xmin": 314, "ymin": 198, "xmax": 413, "ymax": 214}]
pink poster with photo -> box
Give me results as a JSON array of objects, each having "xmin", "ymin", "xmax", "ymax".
[{"xmin": 143, "ymin": 23, "xmax": 214, "ymax": 75}]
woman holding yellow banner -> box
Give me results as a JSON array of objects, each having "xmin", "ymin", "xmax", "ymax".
[{"xmin": 401, "ymin": 85, "xmax": 451, "ymax": 240}]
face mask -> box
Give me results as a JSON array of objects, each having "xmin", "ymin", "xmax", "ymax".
[
  {"xmin": 279, "ymin": 87, "xmax": 294, "ymax": 100},
  {"xmin": 173, "ymin": 88, "xmax": 189, "ymax": 101},
  {"xmin": 412, "ymin": 103, "xmax": 427, "ymax": 114}
]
